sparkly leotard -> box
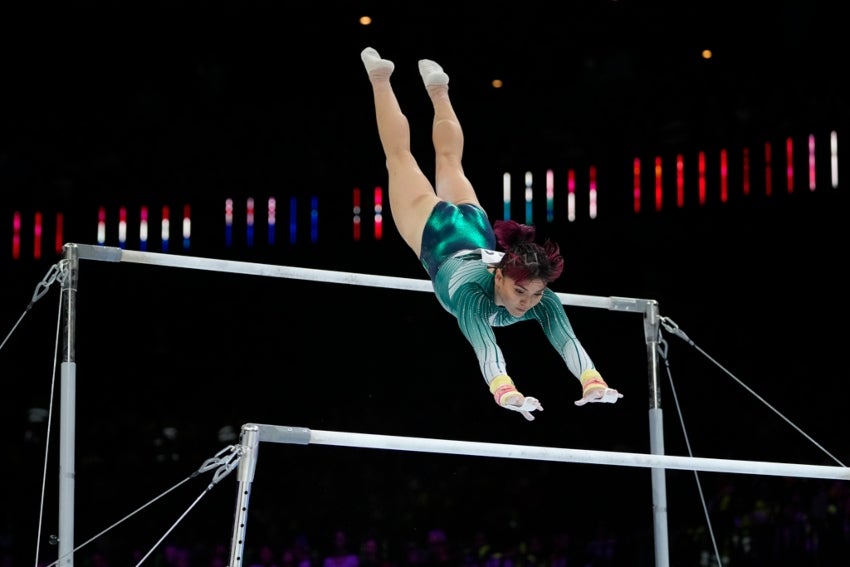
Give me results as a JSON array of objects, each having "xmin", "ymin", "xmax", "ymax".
[
  {"xmin": 419, "ymin": 202, "xmax": 596, "ymax": 386},
  {"xmin": 419, "ymin": 201, "xmax": 496, "ymax": 279}
]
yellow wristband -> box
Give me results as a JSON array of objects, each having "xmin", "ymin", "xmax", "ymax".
[
  {"xmin": 489, "ymin": 375, "xmax": 521, "ymax": 406},
  {"xmin": 579, "ymin": 369, "xmax": 602, "ymax": 385},
  {"xmin": 579, "ymin": 369, "xmax": 607, "ymax": 395},
  {"xmin": 489, "ymin": 374, "xmax": 514, "ymax": 394}
]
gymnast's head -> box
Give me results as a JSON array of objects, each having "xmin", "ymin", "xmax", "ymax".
[{"xmin": 491, "ymin": 220, "xmax": 564, "ymax": 316}]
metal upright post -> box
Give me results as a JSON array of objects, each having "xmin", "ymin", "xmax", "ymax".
[
  {"xmin": 58, "ymin": 244, "xmax": 80, "ymax": 567},
  {"xmin": 643, "ymin": 300, "xmax": 669, "ymax": 567}
]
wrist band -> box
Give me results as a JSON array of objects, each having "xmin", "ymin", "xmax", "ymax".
[
  {"xmin": 489, "ymin": 374, "xmax": 514, "ymax": 392},
  {"xmin": 580, "ymin": 369, "xmax": 607, "ymax": 395},
  {"xmin": 489, "ymin": 375, "xmax": 520, "ymax": 405},
  {"xmin": 579, "ymin": 369, "xmax": 602, "ymax": 384}
]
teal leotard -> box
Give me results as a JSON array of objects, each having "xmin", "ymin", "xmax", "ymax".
[{"xmin": 419, "ymin": 201, "xmax": 496, "ymax": 279}]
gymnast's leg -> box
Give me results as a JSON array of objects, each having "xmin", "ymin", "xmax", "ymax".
[
  {"xmin": 417, "ymin": 59, "xmax": 483, "ymax": 210},
  {"xmin": 361, "ymin": 47, "xmax": 440, "ymax": 258}
]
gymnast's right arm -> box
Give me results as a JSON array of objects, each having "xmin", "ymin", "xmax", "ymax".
[{"xmin": 452, "ymin": 283, "xmax": 542, "ymax": 420}]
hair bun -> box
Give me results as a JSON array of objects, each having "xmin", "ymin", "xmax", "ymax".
[{"xmin": 493, "ymin": 219, "xmax": 536, "ymax": 249}]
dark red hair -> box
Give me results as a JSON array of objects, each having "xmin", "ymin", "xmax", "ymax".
[{"xmin": 492, "ymin": 220, "xmax": 564, "ymax": 284}]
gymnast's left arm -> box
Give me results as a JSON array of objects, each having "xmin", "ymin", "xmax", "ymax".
[{"xmin": 535, "ymin": 290, "xmax": 624, "ymax": 406}]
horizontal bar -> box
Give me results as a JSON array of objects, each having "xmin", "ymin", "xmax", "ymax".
[
  {"xmin": 252, "ymin": 424, "xmax": 850, "ymax": 481},
  {"xmin": 67, "ymin": 243, "xmax": 652, "ymax": 311}
]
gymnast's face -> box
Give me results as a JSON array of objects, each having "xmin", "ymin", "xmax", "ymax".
[{"xmin": 494, "ymin": 269, "xmax": 546, "ymax": 317}]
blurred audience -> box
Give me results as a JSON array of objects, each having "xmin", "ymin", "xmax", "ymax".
[{"xmin": 6, "ymin": 476, "xmax": 848, "ymax": 566}]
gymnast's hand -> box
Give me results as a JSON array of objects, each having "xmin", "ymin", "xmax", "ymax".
[
  {"xmin": 502, "ymin": 393, "xmax": 543, "ymax": 421},
  {"xmin": 574, "ymin": 387, "xmax": 623, "ymax": 406},
  {"xmin": 574, "ymin": 369, "xmax": 623, "ymax": 406}
]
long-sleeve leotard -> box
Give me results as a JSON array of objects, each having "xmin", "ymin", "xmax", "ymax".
[{"xmin": 431, "ymin": 253, "xmax": 596, "ymax": 386}]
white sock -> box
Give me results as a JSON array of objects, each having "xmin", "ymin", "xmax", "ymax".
[
  {"xmin": 361, "ymin": 47, "xmax": 394, "ymax": 78},
  {"xmin": 417, "ymin": 59, "xmax": 449, "ymax": 87}
]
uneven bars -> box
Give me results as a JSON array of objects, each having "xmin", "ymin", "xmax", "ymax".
[
  {"xmin": 69, "ymin": 243, "xmax": 649, "ymax": 312},
  {"xmin": 251, "ymin": 424, "xmax": 849, "ymax": 481}
]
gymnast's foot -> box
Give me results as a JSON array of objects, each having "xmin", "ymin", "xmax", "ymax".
[
  {"xmin": 361, "ymin": 47, "xmax": 394, "ymax": 80},
  {"xmin": 418, "ymin": 58, "xmax": 449, "ymax": 87}
]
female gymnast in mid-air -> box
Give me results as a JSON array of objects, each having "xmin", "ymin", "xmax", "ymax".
[{"xmin": 361, "ymin": 47, "xmax": 623, "ymax": 420}]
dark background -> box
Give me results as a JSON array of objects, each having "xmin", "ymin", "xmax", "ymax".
[{"xmin": 1, "ymin": 1, "xmax": 847, "ymax": 565}]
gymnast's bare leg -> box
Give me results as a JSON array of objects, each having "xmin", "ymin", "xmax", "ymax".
[
  {"xmin": 361, "ymin": 47, "xmax": 440, "ymax": 258},
  {"xmin": 416, "ymin": 58, "xmax": 483, "ymax": 209}
]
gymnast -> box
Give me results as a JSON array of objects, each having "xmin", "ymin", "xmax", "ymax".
[{"xmin": 360, "ymin": 47, "xmax": 622, "ymax": 421}]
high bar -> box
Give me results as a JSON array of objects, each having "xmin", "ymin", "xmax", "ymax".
[
  {"xmin": 250, "ymin": 424, "xmax": 850, "ymax": 481},
  {"xmin": 66, "ymin": 243, "xmax": 652, "ymax": 311}
]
